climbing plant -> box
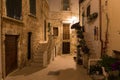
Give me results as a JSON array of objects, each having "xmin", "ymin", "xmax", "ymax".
[{"xmin": 71, "ymin": 22, "xmax": 90, "ymax": 54}]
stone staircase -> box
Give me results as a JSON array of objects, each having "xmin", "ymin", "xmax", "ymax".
[
  {"xmin": 31, "ymin": 43, "xmax": 48, "ymax": 67},
  {"xmin": 32, "ymin": 35, "xmax": 55, "ymax": 67}
]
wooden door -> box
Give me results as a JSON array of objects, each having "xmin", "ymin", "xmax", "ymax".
[
  {"xmin": 62, "ymin": 42, "xmax": 70, "ymax": 54},
  {"xmin": 63, "ymin": 24, "xmax": 70, "ymax": 40},
  {"xmin": 62, "ymin": 24, "xmax": 70, "ymax": 54},
  {"xmin": 5, "ymin": 35, "xmax": 18, "ymax": 76}
]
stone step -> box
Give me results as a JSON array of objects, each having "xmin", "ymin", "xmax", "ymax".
[
  {"xmin": 33, "ymin": 60, "xmax": 43, "ymax": 63},
  {"xmin": 33, "ymin": 55, "xmax": 43, "ymax": 59},
  {"xmin": 30, "ymin": 62, "xmax": 43, "ymax": 67}
]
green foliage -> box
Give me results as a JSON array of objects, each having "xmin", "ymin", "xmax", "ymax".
[
  {"xmin": 89, "ymin": 65, "xmax": 102, "ymax": 75},
  {"xmin": 88, "ymin": 12, "xmax": 98, "ymax": 21},
  {"xmin": 98, "ymin": 55, "xmax": 117, "ymax": 72},
  {"xmin": 77, "ymin": 30, "xmax": 84, "ymax": 39},
  {"xmin": 71, "ymin": 22, "xmax": 90, "ymax": 54}
]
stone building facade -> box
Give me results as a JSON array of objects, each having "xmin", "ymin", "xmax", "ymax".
[
  {"xmin": 48, "ymin": 0, "xmax": 79, "ymax": 54},
  {"xmin": 101, "ymin": 0, "xmax": 120, "ymax": 58},
  {"xmin": 79, "ymin": 0, "xmax": 101, "ymax": 59},
  {"xmin": 0, "ymin": 0, "xmax": 55, "ymax": 78},
  {"xmin": 79, "ymin": 0, "xmax": 120, "ymax": 67}
]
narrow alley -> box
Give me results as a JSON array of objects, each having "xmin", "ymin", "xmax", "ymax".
[{"xmin": 5, "ymin": 55, "xmax": 92, "ymax": 80}]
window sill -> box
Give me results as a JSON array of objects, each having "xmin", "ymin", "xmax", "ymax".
[
  {"xmin": 28, "ymin": 13, "xmax": 36, "ymax": 18},
  {"xmin": 61, "ymin": 10, "xmax": 71, "ymax": 12},
  {"xmin": 2, "ymin": 16, "xmax": 24, "ymax": 25}
]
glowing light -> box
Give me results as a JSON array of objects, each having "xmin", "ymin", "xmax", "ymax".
[{"xmin": 70, "ymin": 16, "xmax": 79, "ymax": 24}]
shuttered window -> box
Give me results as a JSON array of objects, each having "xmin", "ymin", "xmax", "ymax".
[
  {"xmin": 53, "ymin": 27, "xmax": 58, "ymax": 36},
  {"xmin": 6, "ymin": 0, "xmax": 22, "ymax": 20},
  {"xmin": 30, "ymin": 0, "xmax": 36, "ymax": 15},
  {"xmin": 63, "ymin": 0, "xmax": 70, "ymax": 11}
]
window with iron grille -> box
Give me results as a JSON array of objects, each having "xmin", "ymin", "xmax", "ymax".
[
  {"xmin": 6, "ymin": 0, "xmax": 22, "ymax": 20},
  {"xmin": 29, "ymin": 0, "xmax": 36, "ymax": 15},
  {"xmin": 53, "ymin": 27, "xmax": 58, "ymax": 36},
  {"xmin": 62, "ymin": 0, "xmax": 70, "ymax": 11}
]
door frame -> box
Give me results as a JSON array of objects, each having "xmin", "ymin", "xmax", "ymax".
[
  {"xmin": 27, "ymin": 32, "xmax": 32, "ymax": 60},
  {"xmin": 4, "ymin": 35, "xmax": 19, "ymax": 76},
  {"xmin": 62, "ymin": 23, "xmax": 70, "ymax": 54}
]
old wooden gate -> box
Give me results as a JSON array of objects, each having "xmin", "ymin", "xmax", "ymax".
[
  {"xmin": 62, "ymin": 24, "xmax": 70, "ymax": 54},
  {"xmin": 5, "ymin": 35, "xmax": 18, "ymax": 76}
]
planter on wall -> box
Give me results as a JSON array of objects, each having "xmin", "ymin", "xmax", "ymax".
[
  {"xmin": 79, "ymin": 0, "xmax": 85, "ymax": 3},
  {"xmin": 87, "ymin": 12, "xmax": 98, "ymax": 22}
]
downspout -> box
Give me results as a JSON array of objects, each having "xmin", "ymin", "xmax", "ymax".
[
  {"xmin": 0, "ymin": 0, "xmax": 4, "ymax": 79},
  {"xmin": 0, "ymin": 0, "xmax": 2, "ymax": 79},
  {"xmin": 104, "ymin": 10, "xmax": 109, "ymax": 54},
  {"xmin": 99, "ymin": 0, "xmax": 103, "ymax": 57}
]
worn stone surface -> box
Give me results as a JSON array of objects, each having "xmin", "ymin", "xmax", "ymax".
[
  {"xmin": 5, "ymin": 55, "xmax": 92, "ymax": 80},
  {"xmin": 1, "ymin": 0, "xmax": 54, "ymax": 78}
]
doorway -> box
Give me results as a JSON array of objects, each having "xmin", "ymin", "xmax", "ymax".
[
  {"xmin": 62, "ymin": 24, "xmax": 70, "ymax": 54},
  {"xmin": 5, "ymin": 35, "xmax": 18, "ymax": 76},
  {"xmin": 28, "ymin": 32, "xmax": 32, "ymax": 60}
]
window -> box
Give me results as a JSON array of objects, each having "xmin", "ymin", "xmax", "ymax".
[
  {"xmin": 29, "ymin": 0, "xmax": 36, "ymax": 15},
  {"xmin": 44, "ymin": 20, "xmax": 46, "ymax": 41},
  {"xmin": 62, "ymin": 0, "xmax": 70, "ymax": 11},
  {"xmin": 53, "ymin": 27, "xmax": 58, "ymax": 36},
  {"xmin": 87, "ymin": 5, "xmax": 90, "ymax": 17},
  {"xmin": 6, "ymin": 0, "xmax": 22, "ymax": 20},
  {"xmin": 63, "ymin": 24, "xmax": 70, "ymax": 40},
  {"xmin": 82, "ymin": 12, "xmax": 85, "ymax": 25},
  {"xmin": 94, "ymin": 26, "xmax": 98, "ymax": 40}
]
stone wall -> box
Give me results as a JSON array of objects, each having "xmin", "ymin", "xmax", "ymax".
[
  {"xmin": 79, "ymin": 0, "xmax": 101, "ymax": 58},
  {"xmin": 101, "ymin": 0, "xmax": 120, "ymax": 56},
  {"xmin": 48, "ymin": 0, "xmax": 79, "ymax": 55},
  {"xmin": 1, "ymin": 0, "xmax": 50, "ymax": 77}
]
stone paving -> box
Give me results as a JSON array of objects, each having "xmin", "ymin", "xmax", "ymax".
[{"xmin": 5, "ymin": 55, "xmax": 92, "ymax": 80}]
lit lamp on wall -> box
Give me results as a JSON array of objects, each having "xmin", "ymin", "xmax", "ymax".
[{"xmin": 69, "ymin": 16, "xmax": 79, "ymax": 24}]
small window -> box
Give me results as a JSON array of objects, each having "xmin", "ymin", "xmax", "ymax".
[
  {"xmin": 94, "ymin": 26, "xmax": 98, "ymax": 40},
  {"xmin": 44, "ymin": 20, "xmax": 47, "ymax": 41},
  {"xmin": 6, "ymin": 0, "xmax": 22, "ymax": 20},
  {"xmin": 53, "ymin": 27, "xmax": 58, "ymax": 36},
  {"xmin": 82, "ymin": 12, "xmax": 85, "ymax": 25},
  {"xmin": 62, "ymin": 0, "xmax": 70, "ymax": 11},
  {"xmin": 87, "ymin": 5, "xmax": 90, "ymax": 17},
  {"xmin": 29, "ymin": 0, "xmax": 36, "ymax": 15}
]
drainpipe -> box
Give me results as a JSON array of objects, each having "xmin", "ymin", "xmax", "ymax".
[
  {"xmin": 99, "ymin": 0, "xmax": 103, "ymax": 57},
  {"xmin": 0, "ymin": 0, "xmax": 2, "ymax": 79},
  {"xmin": 0, "ymin": 0, "xmax": 4, "ymax": 79}
]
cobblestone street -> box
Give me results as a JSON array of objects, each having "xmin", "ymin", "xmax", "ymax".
[{"xmin": 5, "ymin": 55, "xmax": 92, "ymax": 80}]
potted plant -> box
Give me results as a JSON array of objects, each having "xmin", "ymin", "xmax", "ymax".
[
  {"xmin": 97, "ymin": 55, "xmax": 120, "ymax": 79},
  {"xmin": 88, "ymin": 12, "xmax": 98, "ymax": 22}
]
